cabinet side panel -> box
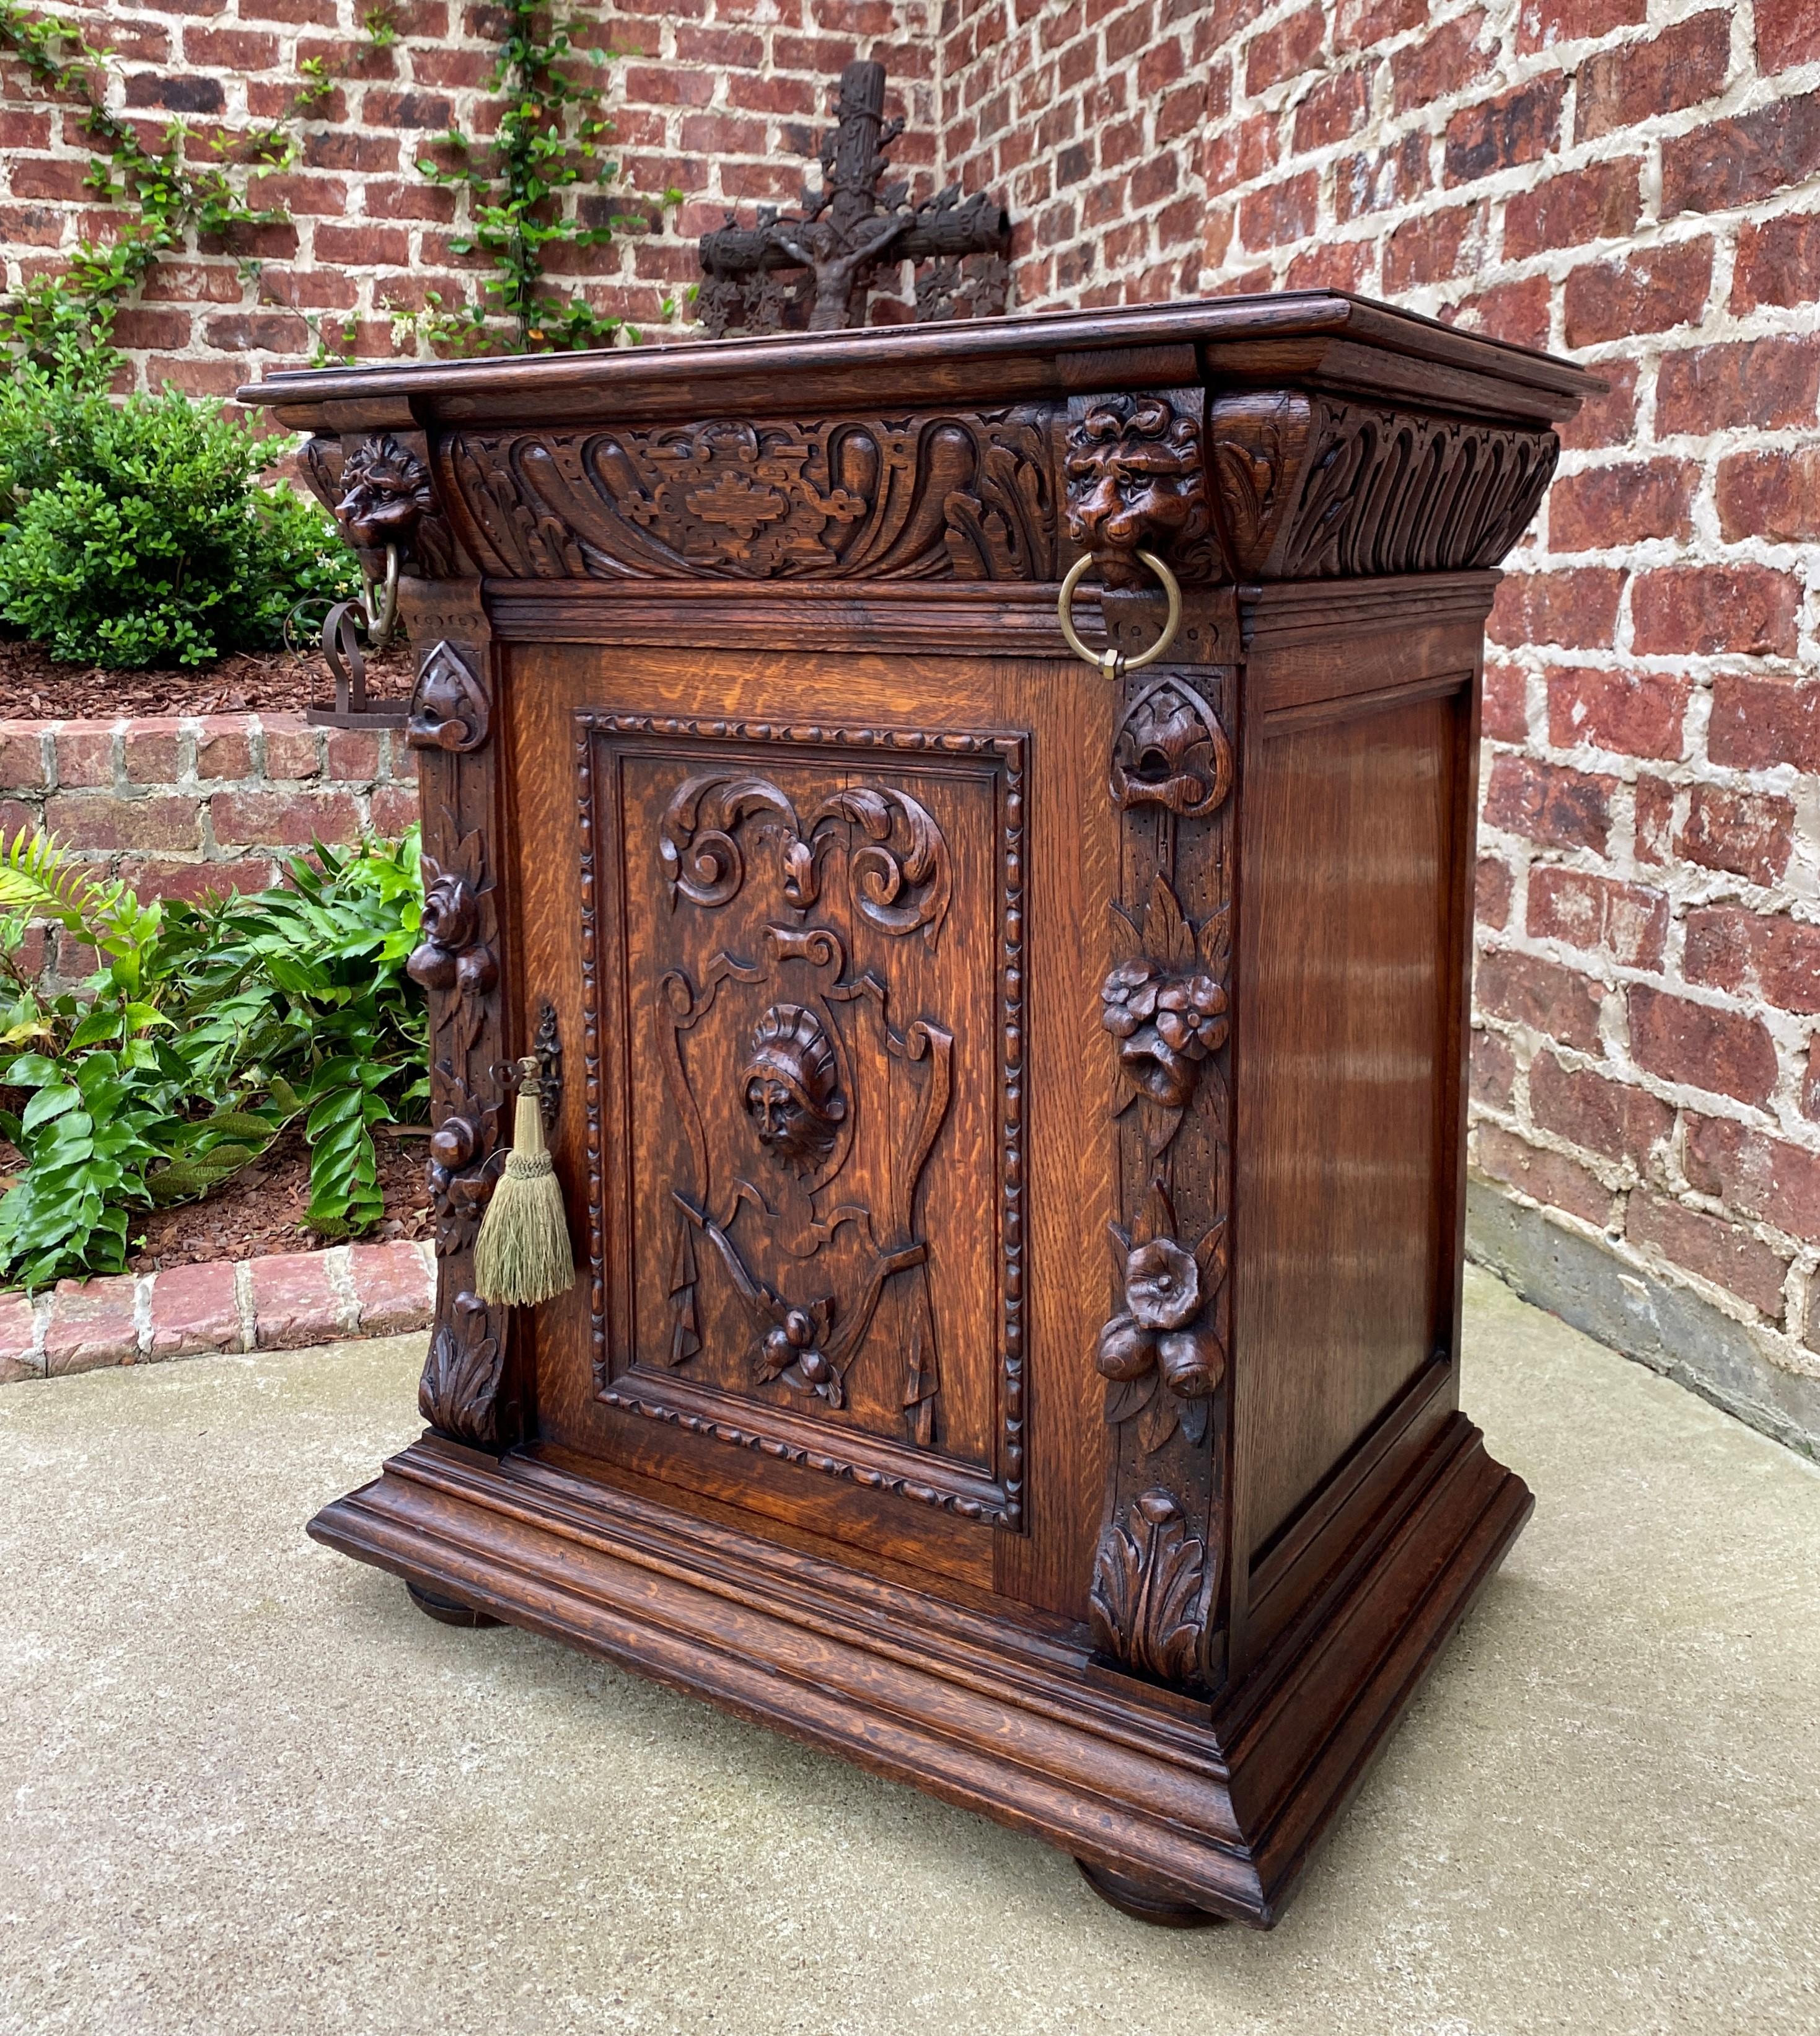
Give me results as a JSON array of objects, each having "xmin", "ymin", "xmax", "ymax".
[{"xmin": 1234, "ymin": 690, "xmax": 1461, "ymax": 1562}]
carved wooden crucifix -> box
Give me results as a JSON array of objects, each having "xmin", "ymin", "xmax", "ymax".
[{"xmin": 697, "ymin": 60, "xmax": 1011, "ymax": 337}]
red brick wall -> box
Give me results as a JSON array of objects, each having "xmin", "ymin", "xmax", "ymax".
[
  {"xmin": 0, "ymin": 0, "xmax": 938, "ymax": 392},
  {"xmin": 0, "ymin": 713, "xmax": 418, "ymax": 986}
]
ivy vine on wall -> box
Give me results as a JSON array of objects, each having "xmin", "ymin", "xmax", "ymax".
[{"xmin": 0, "ymin": 0, "xmax": 677, "ymax": 367}]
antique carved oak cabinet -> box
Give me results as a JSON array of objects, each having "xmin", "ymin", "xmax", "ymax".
[{"xmin": 252, "ymin": 294, "xmax": 1596, "ymax": 1929}]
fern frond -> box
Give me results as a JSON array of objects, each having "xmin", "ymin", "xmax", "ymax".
[{"xmin": 0, "ymin": 829, "xmax": 105, "ymax": 933}]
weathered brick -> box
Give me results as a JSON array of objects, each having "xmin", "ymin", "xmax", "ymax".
[
  {"xmin": 194, "ymin": 717, "xmax": 255, "ymax": 781},
  {"xmin": 0, "ymin": 721, "xmax": 50, "ymax": 790},
  {"xmin": 1384, "ymin": 204, "xmax": 1479, "ymax": 291},
  {"xmin": 349, "ymin": 1241, "xmax": 434, "ymax": 1334},
  {"xmin": 1484, "ymin": 754, "xmax": 1614, "ymax": 854},
  {"xmin": 1656, "ymin": 338, "xmax": 1820, "ymax": 437},
  {"xmin": 249, "ymin": 1251, "xmax": 349, "ymax": 1349},
  {"xmin": 1516, "ymin": 0, "xmax": 1643, "ymax": 53},
  {"xmin": 1475, "ymin": 1124, "xmax": 1611, "ymax": 1227},
  {"xmin": 1732, "ymin": 211, "xmax": 1820, "ymax": 311},
  {"xmin": 1677, "ymin": 784, "xmax": 1795, "ymax": 888},
  {"xmin": 1708, "ymin": 676, "xmax": 1820, "ymax": 773},
  {"xmin": 1528, "ymin": 1053, "xmax": 1673, "ymax": 1166},
  {"xmin": 1502, "ymin": 159, "xmax": 1640, "ymax": 260},
  {"xmin": 1391, "ymin": 13, "xmax": 1492, "ymax": 113},
  {"xmin": 1544, "ymin": 666, "xmax": 1687, "ymax": 760},
  {"xmin": 146, "ymin": 1260, "xmax": 243, "ymax": 1357},
  {"xmin": 1684, "ymin": 909, "xmax": 1820, "ymax": 1016},
  {"xmin": 1759, "ymin": 0, "xmax": 1820, "ymax": 72},
  {"xmin": 44, "ymin": 1275, "xmax": 140, "ymax": 1376},
  {"xmin": 1627, "ymin": 987, "xmax": 1778, "ymax": 1105},
  {"xmin": 122, "ymin": 717, "xmax": 183, "ymax": 785},
  {"xmin": 1444, "ymin": 75, "xmax": 1563, "ymax": 184},
  {"xmin": 0, "ymin": 1293, "xmax": 40, "ymax": 1385},
  {"xmin": 1563, "ymin": 240, "xmax": 1713, "ymax": 346},
  {"xmin": 259, "ymin": 714, "xmax": 322, "ymax": 780},
  {"xmin": 1548, "ymin": 461, "xmax": 1694, "ymax": 550},
  {"xmin": 1528, "ymin": 868, "xmax": 1668, "ymax": 970},
  {"xmin": 1668, "ymin": 89, "xmax": 1820, "ymax": 213},
  {"xmin": 1632, "ymin": 566, "xmax": 1801, "ymax": 659},
  {"xmin": 211, "ymin": 790, "xmax": 362, "ymax": 848},
  {"xmin": 1715, "ymin": 448, "xmax": 1820, "ymax": 546},
  {"xmin": 1559, "ymin": 361, "xmax": 1638, "ymax": 452},
  {"xmin": 1627, "ymin": 1194, "xmax": 1787, "ymax": 1318},
  {"xmin": 1474, "ymin": 947, "xmax": 1606, "ymax": 1051},
  {"xmin": 55, "ymin": 724, "xmax": 116, "ymax": 789},
  {"xmin": 42, "ymin": 794, "xmax": 199, "ymax": 852},
  {"xmin": 1488, "ymin": 569, "xmax": 1624, "ymax": 651},
  {"xmin": 1470, "ymin": 1026, "xmax": 1516, "ymax": 1109},
  {"xmin": 1477, "ymin": 854, "xmax": 1513, "ymax": 931},
  {"xmin": 1575, "ymin": 13, "xmax": 1731, "ymax": 143},
  {"xmin": 1246, "ymin": 6, "xmax": 1325, "ymax": 92},
  {"xmin": 1482, "ymin": 659, "xmax": 1529, "ymax": 743}
]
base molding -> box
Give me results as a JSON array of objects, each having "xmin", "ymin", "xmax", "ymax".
[{"xmin": 309, "ymin": 1416, "xmax": 1529, "ymax": 1927}]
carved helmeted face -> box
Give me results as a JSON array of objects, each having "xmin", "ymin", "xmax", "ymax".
[
  {"xmin": 740, "ymin": 1003, "xmax": 845, "ymax": 1177},
  {"xmin": 335, "ymin": 434, "xmax": 436, "ymax": 552}
]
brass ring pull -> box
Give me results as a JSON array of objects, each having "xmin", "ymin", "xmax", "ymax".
[{"xmin": 1057, "ymin": 548, "xmax": 1183, "ymax": 679}]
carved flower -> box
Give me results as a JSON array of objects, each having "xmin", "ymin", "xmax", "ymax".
[
  {"xmin": 1096, "ymin": 1313, "xmax": 1153, "ymax": 1382},
  {"xmin": 1157, "ymin": 1324, "xmax": 1222, "ymax": 1399},
  {"xmin": 1101, "ymin": 960, "xmax": 1159, "ymax": 1039},
  {"xmin": 421, "ymin": 873, "xmax": 480, "ymax": 953},
  {"xmin": 1154, "ymin": 973, "xmax": 1228, "ymax": 1060},
  {"xmin": 1125, "ymin": 1236, "xmax": 1201, "ymax": 1331}
]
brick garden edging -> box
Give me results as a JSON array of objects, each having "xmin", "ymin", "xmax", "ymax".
[
  {"xmin": 1, "ymin": 711, "xmax": 421, "ymax": 990},
  {"xmin": 0, "ymin": 1238, "xmax": 435, "ymax": 1383}
]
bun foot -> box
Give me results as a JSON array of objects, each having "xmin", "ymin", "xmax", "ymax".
[
  {"xmin": 407, "ymin": 1580, "xmax": 501, "ymax": 1628},
  {"xmin": 1075, "ymin": 1858, "xmax": 1226, "ymax": 1929}
]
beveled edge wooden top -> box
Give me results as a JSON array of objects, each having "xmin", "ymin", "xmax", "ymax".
[{"xmin": 238, "ymin": 290, "xmax": 1603, "ymax": 431}]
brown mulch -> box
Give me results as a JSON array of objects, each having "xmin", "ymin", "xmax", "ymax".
[
  {"xmin": 0, "ymin": 637, "xmax": 415, "ymax": 721},
  {"xmin": 122, "ymin": 1122, "xmax": 434, "ymax": 1271}
]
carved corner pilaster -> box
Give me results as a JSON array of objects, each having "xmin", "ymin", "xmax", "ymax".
[
  {"xmin": 395, "ymin": 579, "xmax": 515, "ymax": 1450},
  {"xmin": 1086, "ymin": 623, "xmax": 1235, "ymax": 1694}
]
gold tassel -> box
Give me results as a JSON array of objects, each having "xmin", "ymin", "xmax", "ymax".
[{"xmin": 473, "ymin": 1057, "xmax": 575, "ymax": 1307}]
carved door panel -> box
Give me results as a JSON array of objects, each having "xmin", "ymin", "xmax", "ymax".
[{"xmin": 508, "ymin": 661, "xmax": 1033, "ymax": 1553}]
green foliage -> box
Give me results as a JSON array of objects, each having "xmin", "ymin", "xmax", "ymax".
[
  {"xmin": 409, "ymin": 0, "xmax": 671, "ymax": 353},
  {"xmin": 0, "ymin": 1, "xmax": 287, "ymax": 342},
  {"xmin": 0, "ymin": 364, "xmax": 360, "ymax": 668},
  {"xmin": 0, "ymin": 831, "xmax": 428, "ymax": 1290}
]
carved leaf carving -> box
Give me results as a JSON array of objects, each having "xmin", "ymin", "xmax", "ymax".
[
  {"xmin": 1089, "ymin": 1489, "xmax": 1210, "ymax": 1686},
  {"xmin": 418, "ymin": 1291, "xmax": 504, "ymax": 1444},
  {"xmin": 441, "ymin": 410, "xmax": 1058, "ymax": 583}
]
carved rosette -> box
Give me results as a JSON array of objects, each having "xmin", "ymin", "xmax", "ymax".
[{"xmin": 395, "ymin": 578, "xmax": 514, "ymax": 1449}]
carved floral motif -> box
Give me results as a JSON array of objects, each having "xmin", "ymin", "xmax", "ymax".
[
  {"xmin": 440, "ymin": 409, "xmax": 1059, "ymax": 583},
  {"xmin": 408, "ymin": 827, "xmax": 499, "ymax": 1017},
  {"xmin": 1065, "ymin": 393, "xmax": 1214, "ymax": 588},
  {"xmin": 1106, "ymin": 873, "xmax": 1231, "ymax": 1121},
  {"xmin": 418, "ymin": 1289, "xmax": 504, "ymax": 1444},
  {"xmin": 1096, "ymin": 1205, "xmax": 1228, "ymax": 1453}
]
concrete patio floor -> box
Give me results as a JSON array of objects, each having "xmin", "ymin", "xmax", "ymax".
[{"xmin": 2, "ymin": 1266, "xmax": 1818, "ymax": 2036}]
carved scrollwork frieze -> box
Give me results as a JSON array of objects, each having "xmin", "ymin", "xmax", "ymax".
[
  {"xmin": 1205, "ymin": 391, "xmax": 1558, "ymax": 581},
  {"xmin": 437, "ymin": 408, "xmax": 1062, "ymax": 583}
]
